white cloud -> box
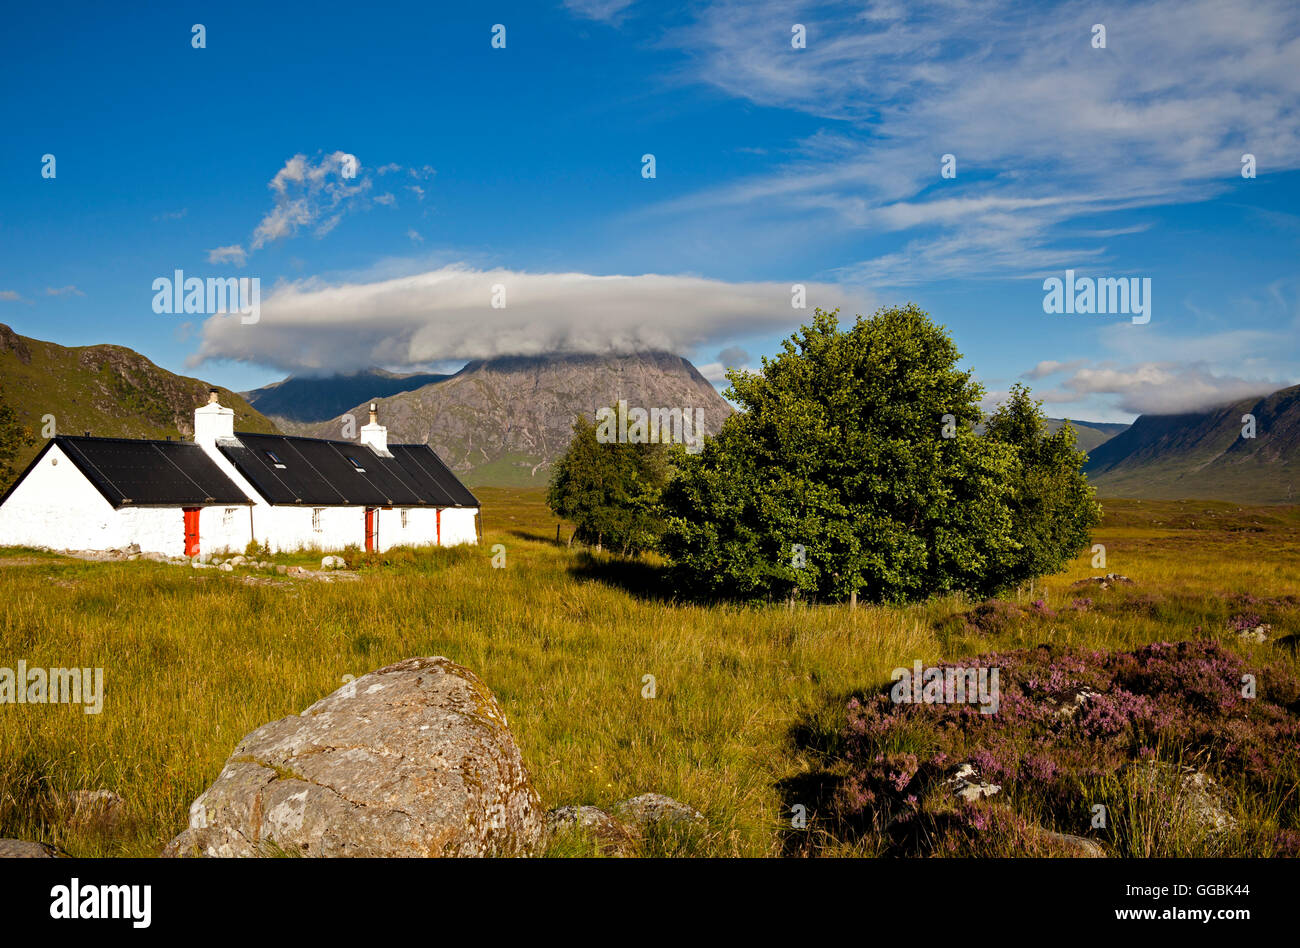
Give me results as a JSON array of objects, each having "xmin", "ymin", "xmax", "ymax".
[
  {"xmin": 189, "ymin": 264, "xmax": 867, "ymax": 374},
  {"xmin": 0, "ymin": 290, "xmax": 25, "ymax": 302},
  {"xmin": 249, "ymin": 152, "xmax": 373, "ymax": 251},
  {"xmin": 654, "ymin": 0, "xmax": 1300, "ymax": 285},
  {"xmin": 696, "ymin": 362, "xmax": 728, "ymax": 384},
  {"xmin": 206, "ymin": 245, "xmax": 248, "ymax": 266},
  {"xmin": 564, "ymin": 0, "xmax": 636, "ymax": 24},
  {"xmin": 1046, "ymin": 360, "xmax": 1287, "ymax": 414},
  {"xmin": 1022, "ymin": 359, "xmax": 1087, "ymax": 380},
  {"xmin": 44, "ymin": 285, "xmax": 84, "ymax": 297},
  {"xmin": 407, "ymin": 229, "xmax": 423, "ymax": 243}
]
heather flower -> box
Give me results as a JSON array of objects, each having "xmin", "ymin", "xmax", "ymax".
[{"xmin": 832, "ymin": 640, "xmax": 1300, "ymax": 856}]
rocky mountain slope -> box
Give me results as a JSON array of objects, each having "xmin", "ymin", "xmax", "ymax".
[
  {"xmin": 301, "ymin": 351, "xmax": 735, "ymax": 487},
  {"xmin": 1085, "ymin": 383, "xmax": 1299, "ymax": 503},
  {"xmin": 0, "ymin": 323, "xmax": 277, "ymax": 482}
]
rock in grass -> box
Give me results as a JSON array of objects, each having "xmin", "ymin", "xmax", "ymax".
[
  {"xmin": 945, "ymin": 763, "xmax": 1002, "ymax": 803},
  {"xmin": 0, "ymin": 839, "xmax": 59, "ymax": 858},
  {"xmin": 1237, "ymin": 624, "xmax": 1271, "ymax": 644},
  {"xmin": 612, "ymin": 793, "xmax": 704, "ymax": 829},
  {"xmin": 1023, "ymin": 824, "xmax": 1106, "ymax": 857},
  {"xmin": 1125, "ymin": 761, "xmax": 1237, "ymax": 836},
  {"xmin": 163, "ymin": 657, "xmax": 545, "ymax": 858},
  {"xmin": 1070, "ymin": 573, "xmax": 1134, "ymax": 591},
  {"xmin": 57, "ymin": 790, "xmax": 126, "ymax": 834},
  {"xmin": 547, "ymin": 805, "xmax": 637, "ymax": 855}
]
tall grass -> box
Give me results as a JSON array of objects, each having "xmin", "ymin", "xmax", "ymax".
[{"xmin": 0, "ymin": 493, "xmax": 1295, "ymax": 856}]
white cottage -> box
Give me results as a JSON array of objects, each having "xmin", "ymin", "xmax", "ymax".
[{"xmin": 0, "ymin": 392, "xmax": 479, "ymax": 557}]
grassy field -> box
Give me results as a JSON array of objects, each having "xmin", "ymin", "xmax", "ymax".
[{"xmin": 0, "ymin": 490, "xmax": 1297, "ymax": 857}]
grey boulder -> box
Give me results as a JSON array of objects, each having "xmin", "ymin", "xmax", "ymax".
[
  {"xmin": 612, "ymin": 793, "xmax": 705, "ymax": 829},
  {"xmin": 547, "ymin": 805, "xmax": 637, "ymax": 855},
  {"xmin": 0, "ymin": 839, "xmax": 58, "ymax": 858},
  {"xmin": 164, "ymin": 656, "xmax": 545, "ymax": 858}
]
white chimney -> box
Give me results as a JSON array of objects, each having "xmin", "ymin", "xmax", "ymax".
[
  {"xmin": 194, "ymin": 389, "xmax": 235, "ymax": 449},
  {"xmin": 360, "ymin": 401, "xmax": 389, "ymax": 455}
]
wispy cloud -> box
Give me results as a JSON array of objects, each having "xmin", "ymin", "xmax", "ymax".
[
  {"xmin": 1050, "ymin": 361, "xmax": 1285, "ymax": 415},
  {"xmin": 564, "ymin": 0, "xmax": 637, "ymax": 24},
  {"xmin": 206, "ymin": 245, "xmax": 248, "ymax": 266},
  {"xmin": 1022, "ymin": 359, "xmax": 1088, "ymax": 380},
  {"xmin": 0, "ymin": 290, "xmax": 26, "ymax": 302},
  {"xmin": 44, "ymin": 285, "xmax": 84, "ymax": 297},
  {"xmin": 250, "ymin": 151, "xmax": 372, "ymax": 251},
  {"xmin": 653, "ymin": 0, "xmax": 1300, "ymax": 286},
  {"xmin": 189, "ymin": 264, "xmax": 867, "ymax": 374}
]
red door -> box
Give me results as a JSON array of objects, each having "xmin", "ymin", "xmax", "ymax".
[
  {"xmin": 436, "ymin": 508, "xmax": 441, "ymax": 546},
  {"xmin": 365, "ymin": 508, "xmax": 377, "ymax": 552},
  {"xmin": 183, "ymin": 507, "xmax": 200, "ymax": 556}
]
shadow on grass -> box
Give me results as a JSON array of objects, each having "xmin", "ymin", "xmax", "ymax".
[
  {"xmin": 566, "ymin": 551, "xmax": 680, "ymax": 604},
  {"xmin": 506, "ymin": 528, "xmax": 564, "ymax": 545},
  {"xmin": 773, "ymin": 687, "xmax": 879, "ymax": 857}
]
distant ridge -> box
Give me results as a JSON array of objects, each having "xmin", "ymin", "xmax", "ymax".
[
  {"xmin": 1046, "ymin": 418, "xmax": 1129, "ymax": 453},
  {"xmin": 1085, "ymin": 383, "xmax": 1300, "ymax": 504},
  {"xmin": 243, "ymin": 367, "xmax": 450, "ymax": 424}
]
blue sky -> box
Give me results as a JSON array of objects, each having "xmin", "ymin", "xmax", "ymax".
[{"xmin": 2, "ymin": 0, "xmax": 1297, "ymax": 422}]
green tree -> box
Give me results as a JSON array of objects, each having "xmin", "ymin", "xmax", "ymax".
[
  {"xmin": 983, "ymin": 383, "xmax": 1101, "ymax": 588},
  {"xmin": 0, "ymin": 382, "xmax": 36, "ymax": 490},
  {"xmin": 661, "ymin": 305, "xmax": 1020, "ymax": 603},
  {"xmin": 547, "ymin": 413, "xmax": 673, "ymax": 555}
]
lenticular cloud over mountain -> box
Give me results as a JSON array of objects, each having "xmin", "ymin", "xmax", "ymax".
[{"xmin": 188, "ymin": 265, "xmax": 867, "ymax": 374}]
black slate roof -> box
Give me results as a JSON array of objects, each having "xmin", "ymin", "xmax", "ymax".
[
  {"xmin": 217, "ymin": 434, "xmax": 478, "ymax": 508},
  {"xmin": 0, "ymin": 436, "xmax": 255, "ymax": 509}
]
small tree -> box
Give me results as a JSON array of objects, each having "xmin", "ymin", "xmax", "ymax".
[
  {"xmin": 983, "ymin": 384, "xmax": 1101, "ymax": 588},
  {"xmin": 547, "ymin": 413, "xmax": 672, "ymax": 555},
  {"xmin": 0, "ymin": 383, "xmax": 35, "ymax": 490},
  {"xmin": 662, "ymin": 306, "xmax": 1019, "ymax": 603}
]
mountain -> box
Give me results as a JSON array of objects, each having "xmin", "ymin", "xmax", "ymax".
[
  {"xmin": 301, "ymin": 351, "xmax": 735, "ymax": 487},
  {"xmin": 0, "ymin": 323, "xmax": 277, "ymax": 481},
  {"xmin": 1047, "ymin": 418, "xmax": 1129, "ymax": 453},
  {"xmin": 1085, "ymin": 384, "xmax": 1300, "ymax": 503},
  {"xmin": 243, "ymin": 368, "xmax": 450, "ymax": 425}
]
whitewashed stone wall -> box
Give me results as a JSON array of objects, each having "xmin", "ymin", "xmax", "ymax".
[
  {"xmin": 0, "ymin": 440, "xmax": 480, "ymax": 556},
  {"xmin": 0, "ymin": 444, "xmax": 256, "ymax": 556}
]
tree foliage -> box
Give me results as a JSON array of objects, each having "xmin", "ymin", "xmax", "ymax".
[
  {"xmin": 983, "ymin": 383, "xmax": 1101, "ymax": 587},
  {"xmin": 661, "ymin": 305, "xmax": 1098, "ymax": 603},
  {"xmin": 546, "ymin": 413, "xmax": 673, "ymax": 555}
]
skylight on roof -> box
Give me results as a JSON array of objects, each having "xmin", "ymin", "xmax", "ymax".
[
  {"xmin": 265, "ymin": 450, "xmax": 286, "ymax": 468},
  {"xmin": 346, "ymin": 456, "xmax": 366, "ymax": 473}
]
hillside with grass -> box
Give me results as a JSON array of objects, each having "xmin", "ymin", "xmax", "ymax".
[
  {"xmin": 1048, "ymin": 418, "xmax": 1128, "ymax": 453},
  {"xmin": 1085, "ymin": 383, "xmax": 1300, "ymax": 503},
  {"xmin": 1, "ymin": 491, "xmax": 1296, "ymax": 857},
  {"xmin": 0, "ymin": 323, "xmax": 278, "ymax": 485}
]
